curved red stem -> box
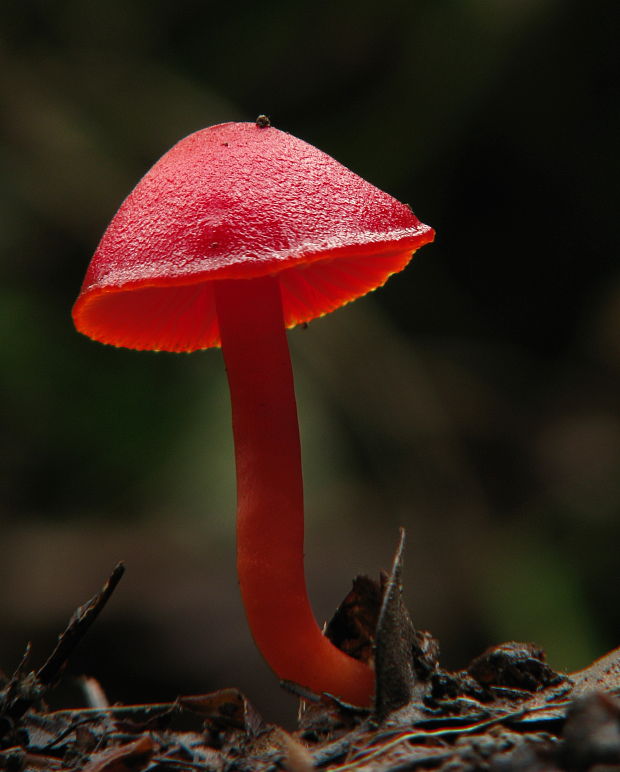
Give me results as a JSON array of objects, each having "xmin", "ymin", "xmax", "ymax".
[{"xmin": 214, "ymin": 275, "xmax": 374, "ymax": 706}]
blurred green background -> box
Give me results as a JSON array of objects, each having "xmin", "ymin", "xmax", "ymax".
[{"xmin": 1, "ymin": 0, "xmax": 618, "ymax": 725}]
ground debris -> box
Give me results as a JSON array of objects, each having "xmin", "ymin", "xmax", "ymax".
[{"xmin": 1, "ymin": 552, "xmax": 619, "ymax": 771}]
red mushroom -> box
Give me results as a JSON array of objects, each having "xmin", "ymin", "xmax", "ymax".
[{"xmin": 72, "ymin": 119, "xmax": 434, "ymax": 706}]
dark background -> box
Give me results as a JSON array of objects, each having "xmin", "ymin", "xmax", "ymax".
[{"xmin": 1, "ymin": 0, "xmax": 618, "ymax": 726}]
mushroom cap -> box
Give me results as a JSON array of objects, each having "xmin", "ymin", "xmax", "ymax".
[{"xmin": 73, "ymin": 122, "xmax": 434, "ymax": 352}]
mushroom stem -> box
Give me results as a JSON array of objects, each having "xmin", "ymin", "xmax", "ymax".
[{"xmin": 214, "ymin": 275, "xmax": 374, "ymax": 706}]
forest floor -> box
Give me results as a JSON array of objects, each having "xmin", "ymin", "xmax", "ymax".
[{"xmin": 1, "ymin": 537, "xmax": 619, "ymax": 772}]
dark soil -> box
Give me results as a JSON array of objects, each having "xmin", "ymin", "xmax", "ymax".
[{"xmin": 1, "ymin": 537, "xmax": 619, "ymax": 771}]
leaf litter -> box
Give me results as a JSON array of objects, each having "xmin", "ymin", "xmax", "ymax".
[{"xmin": 1, "ymin": 533, "xmax": 619, "ymax": 771}]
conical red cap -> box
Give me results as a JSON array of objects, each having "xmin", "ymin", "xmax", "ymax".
[{"xmin": 73, "ymin": 121, "xmax": 434, "ymax": 352}]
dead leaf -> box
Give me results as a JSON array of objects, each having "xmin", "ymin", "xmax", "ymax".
[{"xmin": 81, "ymin": 734, "xmax": 155, "ymax": 772}]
